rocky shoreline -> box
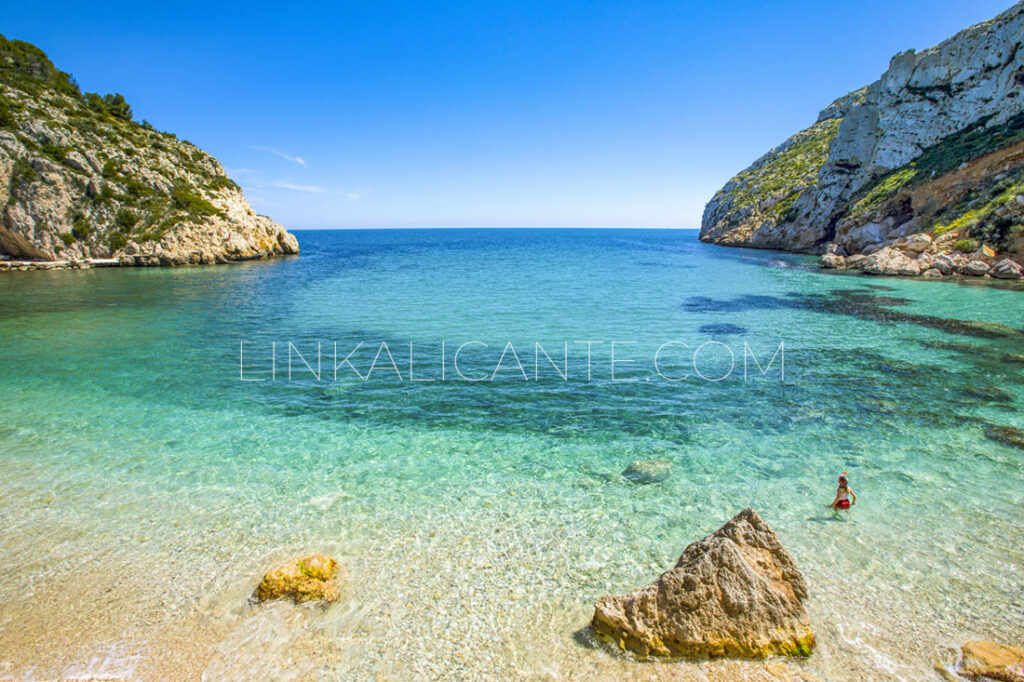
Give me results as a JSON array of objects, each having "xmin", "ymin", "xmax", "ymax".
[
  {"xmin": 819, "ymin": 232, "xmax": 1024, "ymax": 281},
  {"xmin": 0, "ymin": 245, "xmax": 298, "ymax": 271}
]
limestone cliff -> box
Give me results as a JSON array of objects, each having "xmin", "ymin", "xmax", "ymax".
[
  {"xmin": 701, "ymin": 2, "xmax": 1024, "ymax": 266},
  {"xmin": 0, "ymin": 34, "xmax": 298, "ymax": 266}
]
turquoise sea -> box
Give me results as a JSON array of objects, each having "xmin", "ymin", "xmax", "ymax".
[{"xmin": 0, "ymin": 228, "xmax": 1022, "ymax": 680}]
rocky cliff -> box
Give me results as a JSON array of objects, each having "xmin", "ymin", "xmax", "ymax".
[
  {"xmin": 0, "ymin": 34, "xmax": 298, "ymax": 266},
  {"xmin": 700, "ymin": 2, "xmax": 1024, "ymax": 279}
]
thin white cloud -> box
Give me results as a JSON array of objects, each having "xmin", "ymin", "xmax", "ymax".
[
  {"xmin": 233, "ymin": 168, "xmax": 363, "ymax": 198},
  {"xmin": 250, "ymin": 145, "xmax": 307, "ymax": 166},
  {"xmin": 224, "ymin": 168, "xmax": 259, "ymax": 182},
  {"xmin": 269, "ymin": 180, "xmax": 325, "ymax": 193}
]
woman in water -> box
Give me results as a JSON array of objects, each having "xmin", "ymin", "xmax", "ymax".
[{"xmin": 829, "ymin": 473, "xmax": 856, "ymax": 511}]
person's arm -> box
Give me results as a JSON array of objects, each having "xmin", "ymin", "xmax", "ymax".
[
  {"xmin": 828, "ymin": 490, "xmax": 840, "ymax": 508},
  {"xmin": 850, "ymin": 488, "xmax": 857, "ymax": 505}
]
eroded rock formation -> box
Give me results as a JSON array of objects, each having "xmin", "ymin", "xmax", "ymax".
[{"xmin": 591, "ymin": 508, "xmax": 813, "ymax": 660}]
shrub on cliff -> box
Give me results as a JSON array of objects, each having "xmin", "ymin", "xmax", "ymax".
[
  {"xmin": 103, "ymin": 93, "xmax": 132, "ymax": 121},
  {"xmin": 0, "ymin": 97, "xmax": 15, "ymax": 130},
  {"xmin": 170, "ymin": 183, "xmax": 222, "ymax": 221},
  {"xmin": 0, "ymin": 33, "xmax": 81, "ymax": 97},
  {"xmin": 84, "ymin": 92, "xmax": 133, "ymax": 121},
  {"xmin": 115, "ymin": 208, "xmax": 139, "ymax": 232}
]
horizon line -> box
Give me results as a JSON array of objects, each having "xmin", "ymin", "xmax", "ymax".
[{"xmin": 286, "ymin": 225, "xmax": 701, "ymax": 231}]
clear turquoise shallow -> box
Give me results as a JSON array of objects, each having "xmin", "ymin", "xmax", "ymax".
[{"xmin": 0, "ymin": 228, "xmax": 1022, "ymax": 679}]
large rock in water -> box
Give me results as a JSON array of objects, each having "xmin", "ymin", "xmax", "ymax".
[
  {"xmin": 591, "ymin": 508, "xmax": 813, "ymax": 659},
  {"xmin": 960, "ymin": 640, "xmax": 1024, "ymax": 681},
  {"xmin": 254, "ymin": 555, "xmax": 341, "ymax": 604}
]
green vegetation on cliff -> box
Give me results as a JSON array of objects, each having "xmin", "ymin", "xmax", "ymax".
[
  {"xmin": 701, "ymin": 2, "xmax": 1024, "ymax": 257},
  {"xmin": 0, "ymin": 33, "xmax": 246, "ymax": 258},
  {"xmin": 725, "ymin": 117, "xmax": 841, "ymax": 221},
  {"xmin": 849, "ymin": 112, "xmax": 1024, "ymax": 219},
  {"xmin": 842, "ymin": 112, "xmax": 1024, "ymax": 250}
]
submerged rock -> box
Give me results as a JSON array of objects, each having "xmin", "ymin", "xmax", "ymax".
[
  {"xmin": 622, "ymin": 459, "xmax": 673, "ymax": 484},
  {"xmin": 985, "ymin": 425, "xmax": 1024, "ymax": 450},
  {"xmin": 959, "ymin": 640, "xmax": 1024, "ymax": 681},
  {"xmin": 591, "ymin": 508, "xmax": 813, "ymax": 659},
  {"xmin": 254, "ymin": 554, "xmax": 341, "ymax": 604},
  {"xmin": 958, "ymin": 386, "xmax": 1015, "ymax": 403},
  {"xmin": 699, "ymin": 323, "xmax": 748, "ymax": 336}
]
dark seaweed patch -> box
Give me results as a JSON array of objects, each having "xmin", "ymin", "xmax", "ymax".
[
  {"xmin": 985, "ymin": 425, "xmax": 1024, "ymax": 450},
  {"xmin": 956, "ymin": 386, "xmax": 1015, "ymax": 403},
  {"xmin": 684, "ymin": 288, "xmax": 1024, "ymax": 340},
  {"xmin": 698, "ymin": 323, "xmax": 748, "ymax": 336},
  {"xmin": 681, "ymin": 295, "xmax": 788, "ymax": 313}
]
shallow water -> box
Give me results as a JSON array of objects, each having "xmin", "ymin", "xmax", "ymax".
[{"xmin": 0, "ymin": 228, "xmax": 1021, "ymax": 680}]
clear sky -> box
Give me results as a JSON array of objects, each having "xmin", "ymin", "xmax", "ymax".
[{"xmin": 4, "ymin": 1, "xmax": 1016, "ymax": 228}]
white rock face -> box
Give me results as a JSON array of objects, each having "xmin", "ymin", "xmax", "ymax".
[
  {"xmin": 701, "ymin": 3, "xmax": 1024, "ymax": 253},
  {"xmin": 933, "ymin": 252, "xmax": 958, "ymax": 275}
]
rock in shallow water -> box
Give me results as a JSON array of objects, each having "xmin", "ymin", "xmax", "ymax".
[
  {"xmin": 254, "ymin": 554, "xmax": 341, "ymax": 604},
  {"xmin": 591, "ymin": 508, "xmax": 813, "ymax": 660},
  {"xmin": 960, "ymin": 640, "xmax": 1024, "ymax": 681},
  {"xmin": 622, "ymin": 459, "xmax": 673, "ymax": 484}
]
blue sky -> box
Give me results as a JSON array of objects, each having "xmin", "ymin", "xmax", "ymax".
[{"xmin": 4, "ymin": 1, "xmax": 1016, "ymax": 228}]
